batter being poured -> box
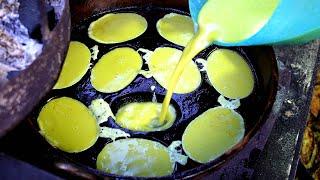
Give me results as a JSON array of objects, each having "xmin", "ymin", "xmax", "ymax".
[
  {"xmin": 156, "ymin": 0, "xmax": 280, "ymax": 125},
  {"xmin": 112, "ymin": 0, "xmax": 280, "ymax": 130}
]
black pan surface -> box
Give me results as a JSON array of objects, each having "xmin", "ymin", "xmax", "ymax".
[{"xmin": 26, "ymin": 6, "xmax": 278, "ymax": 178}]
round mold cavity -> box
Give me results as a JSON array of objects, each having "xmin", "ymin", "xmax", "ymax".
[{"xmin": 94, "ymin": 92, "xmax": 182, "ymax": 136}]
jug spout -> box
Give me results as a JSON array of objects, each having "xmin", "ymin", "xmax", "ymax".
[{"xmin": 189, "ymin": 0, "xmax": 207, "ymax": 30}]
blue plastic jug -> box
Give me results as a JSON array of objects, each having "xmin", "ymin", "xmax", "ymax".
[{"xmin": 189, "ymin": 0, "xmax": 320, "ymax": 46}]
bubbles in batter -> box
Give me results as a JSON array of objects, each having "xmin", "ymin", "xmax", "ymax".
[
  {"xmin": 37, "ymin": 97, "xmax": 100, "ymax": 153},
  {"xmin": 88, "ymin": 98, "xmax": 130, "ymax": 141},
  {"xmin": 90, "ymin": 47, "xmax": 143, "ymax": 93},
  {"xmin": 182, "ymin": 107, "xmax": 245, "ymax": 163},
  {"xmin": 206, "ymin": 49, "xmax": 254, "ymax": 99},
  {"xmin": 96, "ymin": 138, "xmax": 187, "ymax": 177},
  {"xmin": 89, "ymin": 98, "xmax": 115, "ymax": 124},
  {"xmin": 146, "ymin": 47, "xmax": 201, "ymax": 94},
  {"xmin": 53, "ymin": 41, "xmax": 91, "ymax": 89},
  {"xmin": 157, "ymin": 13, "xmax": 195, "ymax": 46},
  {"xmin": 115, "ymin": 102, "xmax": 176, "ymax": 132},
  {"xmin": 88, "ymin": 13, "xmax": 147, "ymax": 44}
]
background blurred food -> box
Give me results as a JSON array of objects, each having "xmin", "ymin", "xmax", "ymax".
[{"xmin": 300, "ymin": 72, "xmax": 320, "ymax": 179}]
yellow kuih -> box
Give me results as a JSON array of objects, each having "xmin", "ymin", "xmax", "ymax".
[
  {"xmin": 206, "ymin": 49, "xmax": 254, "ymax": 99},
  {"xmin": 54, "ymin": 41, "xmax": 91, "ymax": 89},
  {"xmin": 91, "ymin": 47, "xmax": 142, "ymax": 93},
  {"xmin": 88, "ymin": 13, "xmax": 147, "ymax": 44},
  {"xmin": 115, "ymin": 102, "xmax": 176, "ymax": 132},
  {"xmin": 37, "ymin": 97, "xmax": 99, "ymax": 153},
  {"xmin": 97, "ymin": 138, "xmax": 175, "ymax": 177},
  {"xmin": 148, "ymin": 47, "xmax": 201, "ymax": 94},
  {"xmin": 156, "ymin": 13, "xmax": 195, "ymax": 46},
  {"xmin": 182, "ymin": 107, "xmax": 245, "ymax": 163}
]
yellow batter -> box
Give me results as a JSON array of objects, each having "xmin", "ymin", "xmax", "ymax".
[
  {"xmin": 53, "ymin": 41, "xmax": 91, "ymax": 89},
  {"xmin": 37, "ymin": 97, "xmax": 99, "ymax": 153},
  {"xmin": 156, "ymin": 13, "xmax": 195, "ymax": 46},
  {"xmin": 91, "ymin": 47, "xmax": 143, "ymax": 93},
  {"xmin": 182, "ymin": 107, "xmax": 245, "ymax": 163},
  {"xmin": 159, "ymin": 0, "xmax": 279, "ymax": 124},
  {"xmin": 198, "ymin": 0, "xmax": 279, "ymax": 43},
  {"xmin": 206, "ymin": 49, "xmax": 254, "ymax": 99},
  {"xmin": 115, "ymin": 102, "xmax": 176, "ymax": 132},
  {"xmin": 96, "ymin": 138, "xmax": 174, "ymax": 177},
  {"xmin": 88, "ymin": 13, "xmax": 147, "ymax": 44},
  {"xmin": 148, "ymin": 47, "xmax": 201, "ymax": 94}
]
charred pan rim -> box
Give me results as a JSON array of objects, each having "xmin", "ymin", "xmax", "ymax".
[{"xmin": 0, "ymin": 0, "xmax": 70, "ymax": 138}]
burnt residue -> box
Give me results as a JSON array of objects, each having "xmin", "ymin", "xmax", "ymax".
[
  {"xmin": 0, "ymin": 0, "xmax": 70, "ymax": 137},
  {"xmin": 23, "ymin": 6, "xmax": 278, "ymax": 179}
]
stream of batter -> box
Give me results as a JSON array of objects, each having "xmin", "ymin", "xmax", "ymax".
[{"xmin": 158, "ymin": 0, "xmax": 280, "ymax": 124}]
